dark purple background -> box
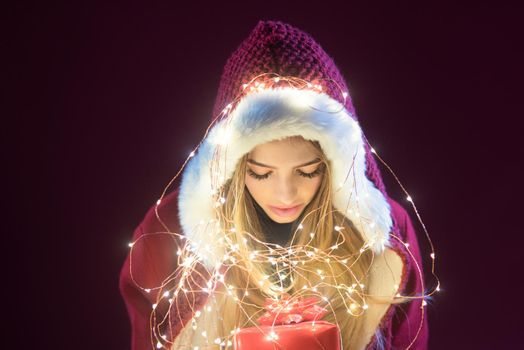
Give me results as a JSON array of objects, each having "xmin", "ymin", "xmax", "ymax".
[{"xmin": 9, "ymin": 1, "xmax": 523, "ymax": 349}]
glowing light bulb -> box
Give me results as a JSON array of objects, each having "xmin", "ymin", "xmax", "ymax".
[
  {"xmin": 266, "ymin": 331, "xmax": 279, "ymax": 341},
  {"xmin": 430, "ymin": 253, "xmax": 435, "ymax": 259},
  {"xmin": 128, "ymin": 242, "xmax": 134, "ymax": 247},
  {"xmin": 407, "ymin": 196, "xmax": 413, "ymax": 202}
]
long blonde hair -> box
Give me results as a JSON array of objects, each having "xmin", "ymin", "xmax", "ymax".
[{"xmin": 183, "ymin": 138, "xmax": 393, "ymax": 349}]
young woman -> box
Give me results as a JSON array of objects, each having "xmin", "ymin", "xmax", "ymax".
[{"xmin": 120, "ymin": 20, "xmax": 430, "ymax": 350}]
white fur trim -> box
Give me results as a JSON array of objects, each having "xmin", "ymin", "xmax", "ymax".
[{"xmin": 178, "ymin": 88, "xmax": 392, "ymax": 268}]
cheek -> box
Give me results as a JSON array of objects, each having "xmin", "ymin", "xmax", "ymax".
[
  {"xmin": 245, "ymin": 176, "xmax": 265, "ymax": 202},
  {"xmin": 302, "ymin": 176, "xmax": 323, "ymax": 200}
]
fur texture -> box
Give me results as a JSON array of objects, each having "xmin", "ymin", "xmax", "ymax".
[{"xmin": 178, "ymin": 88, "xmax": 392, "ymax": 268}]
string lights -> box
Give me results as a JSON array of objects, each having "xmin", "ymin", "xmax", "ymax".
[{"xmin": 126, "ymin": 73, "xmax": 440, "ymax": 349}]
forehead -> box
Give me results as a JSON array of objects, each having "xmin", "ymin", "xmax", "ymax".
[{"xmin": 248, "ymin": 137, "xmax": 319, "ymax": 166}]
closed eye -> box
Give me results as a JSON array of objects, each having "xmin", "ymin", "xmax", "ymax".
[
  {"xmin": 247, "ymin": 168, "xmax": 271, "ymax": 180},
  {"xmin": 297, "ymin": 163, "xmax": 325, "ymax": 178}
]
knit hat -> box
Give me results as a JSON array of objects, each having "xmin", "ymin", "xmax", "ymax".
[
  {"xmin": 212, "ymin": 20, "xmax": 387, "ymax": 194},
  {"xmin": 178, "ymin": 20, "xmax": 393, "ymax": 268}
]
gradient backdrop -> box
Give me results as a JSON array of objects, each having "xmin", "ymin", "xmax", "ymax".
[{"xmin": 9, "ymin": 1, "xmax": 523, "ymax": 349}]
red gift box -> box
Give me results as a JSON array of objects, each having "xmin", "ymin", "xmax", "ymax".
[{"xmin": 233, "ymin": 296, "xmax": 341, "ymax": 350}]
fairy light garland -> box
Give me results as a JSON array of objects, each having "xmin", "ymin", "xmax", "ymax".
[{"xmin": 126, "ymin": 73, "xmax": 440, "ymax": 349}]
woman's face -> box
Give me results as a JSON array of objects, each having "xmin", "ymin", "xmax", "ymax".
[{"xmin": 245, "ymin": 137, "xmax": 324, "ymax": 223}]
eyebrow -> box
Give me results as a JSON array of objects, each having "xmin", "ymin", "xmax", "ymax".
[{"xmin": 247, "ymin": 158, "xmax": 321, "ymax": 169}]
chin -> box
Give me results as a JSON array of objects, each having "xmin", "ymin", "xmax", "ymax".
[
  {"xmin": 264, "ymin": 206, "xmax": 304, "ymax": 223},
  {"xmin": 269, "ymin": 215, "xmax": 297, "ymax": 224}
]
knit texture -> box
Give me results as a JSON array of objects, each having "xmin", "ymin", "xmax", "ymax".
[{"xmin": 211, "ymin": 19, "xmax": 387, "ymax": 196}]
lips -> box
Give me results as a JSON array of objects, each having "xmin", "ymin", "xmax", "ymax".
[{"xmin": 268, "ymin": 204, "xmax": 303, "ymax": 217}]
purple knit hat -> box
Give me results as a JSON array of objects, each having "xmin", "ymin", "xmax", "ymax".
[
  {"xmin": 179, "ymin": 20, "xmax": 394, "ymax": 267},
  {"xmin": 212, "ymin": 19, "xmax": 387, "ymax": 196}
]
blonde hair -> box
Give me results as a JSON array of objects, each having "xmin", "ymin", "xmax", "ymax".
[{"xmin": 175, "ymin": 137, "xmax": 398, "ymax": 349}]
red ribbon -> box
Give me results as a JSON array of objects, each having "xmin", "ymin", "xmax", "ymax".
[{"xmin": 257, "ymin": 294, "xmax": 328, "ymax": 326}]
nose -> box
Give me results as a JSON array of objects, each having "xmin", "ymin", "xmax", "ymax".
[{"xmin": 274, "ymin": 175, "xmax": 298, "ymax": 205}]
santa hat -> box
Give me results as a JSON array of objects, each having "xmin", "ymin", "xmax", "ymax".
[{"xmin": 178, "ymin": 20, "xmax": 392, "ymax": 268}]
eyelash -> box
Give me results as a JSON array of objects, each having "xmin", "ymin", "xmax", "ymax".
[{"xmin": 247, "ymin": 164, "xmax": 324, "ymax": 181}]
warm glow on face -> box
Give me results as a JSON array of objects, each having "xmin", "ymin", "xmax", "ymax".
[{"xmin": 244, "ymin": 136, "xmax": 324, "ymax": 223}]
